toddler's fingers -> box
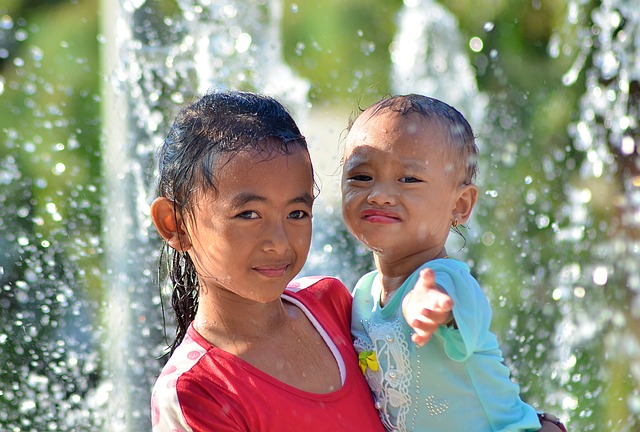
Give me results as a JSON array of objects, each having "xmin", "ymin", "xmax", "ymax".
[
  {"xmin": 415, "ymin": 269, "xmax": 453, "ymax": 312},
  {"xmin": 424, "ymin": 308, "xmax": 452, "ymax": 326},
  {"xmin": 418, "ymin": 268, "xmax": 436, "ymax": 288},
  {"xmin": 428, "ymin": 290, "xmax": 453, "ymax": 312},
  {"xmin": 407, "ymin": 307, "xmax": 450, "ymax": 328},
  {"xmin": 411, "ymin": 332, "xmax": 432, "ymax": 347},
  {"xmin": 409, "ymin": 319, "xmax": 435, "ymax": 346},
  {"xmin": 407, "ymin": 314, "xmax": 440, "ymax": 332}
]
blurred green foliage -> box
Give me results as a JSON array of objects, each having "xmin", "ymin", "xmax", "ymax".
[{"xmin": 1, "ymin": 0, "xmax": 638, "ymax": 430}]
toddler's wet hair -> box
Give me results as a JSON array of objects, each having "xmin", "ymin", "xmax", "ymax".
[{"xmin": 354, "ymin": 94, "xmax": 479, "ymax": 185}]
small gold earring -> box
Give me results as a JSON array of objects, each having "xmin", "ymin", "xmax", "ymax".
[{"xmin": 451, "ymin": 217, "xmax": 458, "ymax": 229}]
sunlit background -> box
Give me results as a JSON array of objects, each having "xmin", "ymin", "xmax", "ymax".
[{"xmin": 1, "ymin": 0, "xmax": 639, "ymax": 430}]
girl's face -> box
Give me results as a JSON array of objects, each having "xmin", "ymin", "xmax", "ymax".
[
  {"xmin": 184, "ymin": 146, "xmax": 314, "ymax": 303},
  {"xmin": 341, "ymin": 111, "xmax": 476, "ymax": 262}
]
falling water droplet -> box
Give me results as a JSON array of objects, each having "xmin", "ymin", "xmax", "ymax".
[{"xmin": 592, "ymin": 266, "xmax": 608, "ymax": 285}]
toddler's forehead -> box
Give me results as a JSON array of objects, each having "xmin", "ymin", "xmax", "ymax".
[
  {"xmin": 357, "ymin": 109, "xmax": 440, "ymax": 132},
  {"xmin": 348, "ymin": 111, "xmax": 445, "ymax": 147}
]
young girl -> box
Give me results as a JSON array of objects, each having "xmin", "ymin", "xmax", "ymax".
[
  {"xmin": 341, "ymin": 94, "xmax": 566, "ymax": 432},
  {"xmin": 149, "ymin": 90, "xmax": 385, "ymax": 431}
]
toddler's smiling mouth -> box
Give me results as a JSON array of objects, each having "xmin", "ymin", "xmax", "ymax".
[{"xmin": 361, "ymin": 209, "xmax": 402, "ymax": 223}]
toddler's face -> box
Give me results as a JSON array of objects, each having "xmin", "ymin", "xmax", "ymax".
[{"xmin": 341, "ymin": 111, "xmax": 465, "ymax": 260}]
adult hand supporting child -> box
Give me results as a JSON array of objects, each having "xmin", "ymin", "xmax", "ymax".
[{"xmin": 402, "ymin": 268, "xmax": 453, "ymax": 347}]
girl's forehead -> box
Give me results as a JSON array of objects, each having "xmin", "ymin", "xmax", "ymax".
[
  {"xmin": 192, "ymin": 149, "xmax": 314, "ymax": 211},
  {"xmin": 214, "ymin": 147, "xmax": 313, "ymax": 187},
  {"xmin": 215, "ymin": 145, "xmax": 309, "ymax": 169}
]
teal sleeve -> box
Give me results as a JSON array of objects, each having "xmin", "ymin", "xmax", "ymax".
[{"xmin": 429, "ymin": 261, "xmax": 493, "ymax": 362}]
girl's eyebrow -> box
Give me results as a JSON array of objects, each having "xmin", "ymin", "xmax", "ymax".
[
  {"xmin": 231, "ymin": 192, "xmax": 266, "ymax": 207},
  {"xmin": 291, "ymin": 193, "xmax": 315, "ymax": 207},
  {"xmin": 231, "ymin": 192, "xmax": 314, "ymax": 208}
]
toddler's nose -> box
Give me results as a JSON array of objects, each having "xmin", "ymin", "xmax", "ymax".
[{"xmin": 367, "ymin": 182, "xmax": 397, "ymax": 206}]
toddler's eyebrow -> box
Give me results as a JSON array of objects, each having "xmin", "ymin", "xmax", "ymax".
[
  {"xmin": 343, "ymin": 156, "xmax": 367, "ymax": 171},
  {"xmin": 400, "ymin": 159, "xmax": 429, "ymax": 171},
  {"xmin": 344, "ymin": 156, "xmax": 428, "ymax": 172}
]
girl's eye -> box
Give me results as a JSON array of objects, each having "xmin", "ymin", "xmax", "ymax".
[
  {"xmin": 348, "ymin": 174, "xmax": 372, "ymax": 182},
  {"xmin": 400, "ymin": 176, "xmax": 421, "ymax": 183},
  {"xmin": 237, "ymin": 210, "xmax": 259, "ymax": 219},
  {"xmin": 288, "ymin": 210, "xmax": 311, "ymax": 220}
]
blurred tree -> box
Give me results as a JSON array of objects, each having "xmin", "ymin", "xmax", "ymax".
[
  {"xmin": 283, "ymin": 0, "xmax": 403, "ymax": 107},
  {"xmin": 0, "ymin": 0, "xmax": 637, "ymax": 430},
  {"xmin": 0, "ymin": 0, "xmax": 104, "ymax": 429}
]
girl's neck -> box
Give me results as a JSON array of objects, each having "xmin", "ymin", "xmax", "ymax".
[
  {"xmin": 194, "ymin": 289, "xmax": 289, "ymax": 348},
  {"xmin": 194, "ymin": 288, "xmax": 342, "ymax": 393}
]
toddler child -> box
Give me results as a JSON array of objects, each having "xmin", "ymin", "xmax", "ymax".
[{"xmin": 341, "ymin": 94, "xmax": 566, "ymax": 432}]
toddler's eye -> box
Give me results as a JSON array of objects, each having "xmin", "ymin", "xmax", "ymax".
[
  {"xmin": 237, "ymin": 210, "xmax": 259, "ymax": 219},
  {"xmin": 348, "ymin": 174, "xmax": 372, "ymax": 182},
  {"xmin": 400, "ymin": 176, "xmax": 421, "ymax": 183},
  {"xmin": 289, "ymin": 210, "xmax": 311, "ymax": 220}
]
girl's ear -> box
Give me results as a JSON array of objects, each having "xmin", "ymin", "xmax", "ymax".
[
  {"xmin": 150, "ymin": 197, "xmax": 192, "ymax": 252},
  {"xmin": 453, "ymin": 184, "xmax": 478, "ymax": 224}
]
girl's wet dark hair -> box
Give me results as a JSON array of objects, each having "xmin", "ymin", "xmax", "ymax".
[
  {"xmin": 350, "ymin": 94, "xmax": 479, "ymax": 185},
  {"xmin": 156, "ymin": 90, "xmax": 311, "ymax": 355}
]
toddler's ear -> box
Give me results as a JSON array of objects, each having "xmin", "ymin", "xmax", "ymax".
[
  {"xmin": 150, "ymin": 197, "xmax": 192, "ymax": 251},
  {"xmin": 453, "ymin": 184, "xmax": 478, "ymax": 224}
]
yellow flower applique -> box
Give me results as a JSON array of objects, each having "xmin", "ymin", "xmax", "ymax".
[{"xmin": 358, "ymin": 350, "xmax": 379, "ymax": 374}]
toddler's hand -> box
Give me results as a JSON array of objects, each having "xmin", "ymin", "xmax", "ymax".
[{"xmin": 402, "ymin": 268, "xmax": 454, "ymax": 347}]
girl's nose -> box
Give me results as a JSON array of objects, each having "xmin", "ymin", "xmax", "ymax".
[{"xmin": 262, "ymin": 220, "xmax": 290, "ymax": 253}]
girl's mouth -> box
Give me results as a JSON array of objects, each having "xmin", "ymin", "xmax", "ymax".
[{"xmin": 253, "ymin": 265, "xmax": 289, "ymax": 278}]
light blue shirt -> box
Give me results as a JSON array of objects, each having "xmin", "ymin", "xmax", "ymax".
[{"xmin": 351, "ymin": 258, "xmax": 541, "ymax": 432}]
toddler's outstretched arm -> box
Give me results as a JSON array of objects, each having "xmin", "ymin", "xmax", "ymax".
[{"xmin": 402, "ymin": 268, "xmax": 454, "ymax": 346}]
